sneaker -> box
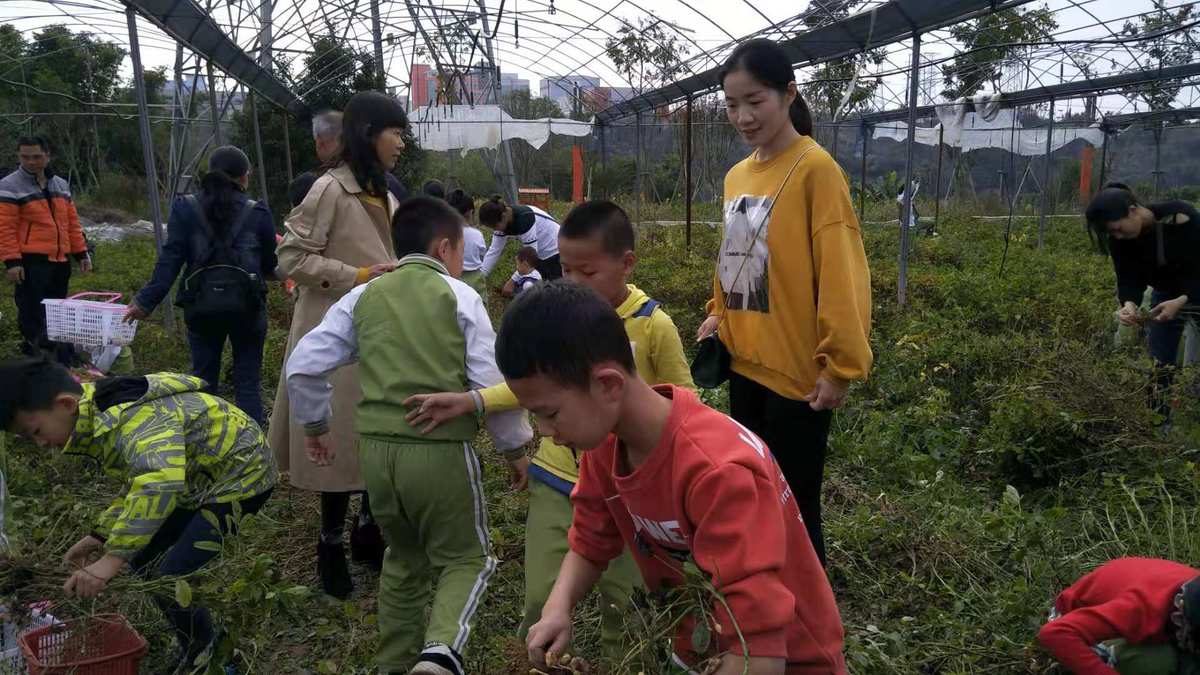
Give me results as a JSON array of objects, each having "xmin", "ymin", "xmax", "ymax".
[
  {"xmin": 408, "ymin": 644, "xmax": 463, "ymax": 675},
  {"xmin": 316, "ymin": 541, "xmax": 353, "ymax": 599},
  {"xmin": 350, "ymin": 521, "xmax": 386, "ymax": 571}
]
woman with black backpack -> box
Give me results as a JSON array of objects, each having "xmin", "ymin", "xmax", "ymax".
[
  {"xmin": 1086, "ymin": 182, "xmax": 1200, "ymax": 423},
  {"xmin": 126, "ymin": 145, "xmax": 278, "ymax": 426}
]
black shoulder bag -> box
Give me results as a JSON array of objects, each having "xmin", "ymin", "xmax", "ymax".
[{"xmin": 691, "ymin": 144, "xmax": 816, "ymax": 389}]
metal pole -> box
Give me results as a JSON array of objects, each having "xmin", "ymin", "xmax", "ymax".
[
  {"xmin": 370, "ymin": 0, "xmax": 385, "ymax": 90},
  {"xmin": 282, "ymin": 108, "xmax": 293, "ymax": 185},
  {"xmin": 933, "ymin": 125, "xmax": 944, "ymax": 230},
  {"xmin": 168, "ymin": 45, "xmax": 184, "ymax": 197},
  {"xmin": 1098, "ymin": 128, "xmax": 1110, "ymax": 189},
  {"xmin": 898, "ymin": 33, "xmax": 921, "ymax": 307},
  {"xmin": 1038, "ymin": 99, "xmax": 1055, "ymax": 248},
  {"xmin": 206, "ymin": 60, "xmax": 222, "ymax": 146},
  {"xmin": 599, "ymin": 123, "xmax": 608, "ymax": 200},
  {"xmin": 249, "ymin": 95, "xmax": 270, "ymax": 207},
  {"xmin": 126, "ymin": 6, "xmax": 173, "ymax": 331},
  {"xmin": 258, "ymin": 0, "xmax": 272, "ymax": 69},
  {"xmin": 832, "ymin": 124, "xmax": 840, "ymax": 164},
  {"xmin": 635, "ymin": 112, "xmax": 642, "ymax": 227},
  {"xmin": 858, "ymin": 123, "xmax": 869, "ymax": 221},
  {"xmin": 474, "ymin": 0, "xmax": 518, "ymax": 204},
  {"xmin": 685, "ymin": 98, "xmax": 693, "ymax": 248},
  {"xmin": 1152, "ymin": 125, "xmax": 1164, "ymax": 198},
  {"xmin": 251, "ymin": 0, "xmax": 272, "ymax": 208}
]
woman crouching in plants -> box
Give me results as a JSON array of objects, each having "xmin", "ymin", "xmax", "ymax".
[{"xmin": 1086, "ymin": 182, "xmax": 1200, "ymax": 425}]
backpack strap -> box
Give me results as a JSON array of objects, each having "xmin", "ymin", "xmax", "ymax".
[
  {"xmin": 632, "ymin": 298, "xmax": 660, "ymax": 318},
  {"xmin": 187, "ymin": 195, "xmax": 257, "ymax": 266}
]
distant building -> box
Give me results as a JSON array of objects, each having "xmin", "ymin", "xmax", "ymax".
[
  {"xmin": 500, "ymin": 72, "xmax": 530, "ymax": 96},
  {"xmin": 540, "ymin": 75, "xmax": 601, "ymax": 113},
  {"xmin": 410, "ymin": 63, "xmax": 530, "ymax": 108}
]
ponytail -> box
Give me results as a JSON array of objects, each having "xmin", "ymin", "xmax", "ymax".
[
  {"xmin": 199, "ymin": 145, "xmax": 251, "ymax": 230},
  {"xmin": 789, "ymin": 95, "xmax": 813, "ymax": 137}
]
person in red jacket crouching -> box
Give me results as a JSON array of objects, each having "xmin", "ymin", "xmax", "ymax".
[
  {"xmin": 495, "ymin": 281, "xmax": 846, "ymax": 675},
  {"xmin": 1038, "ymin": 557, "xmax": 1200, "ymax": 674}
]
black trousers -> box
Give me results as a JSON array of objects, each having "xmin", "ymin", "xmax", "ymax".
[
  {"xmin": 13, "ymin": 254, "xmax": 71, "ymax": 354},
  {"xmin": 130, "ymin": 489, "xmax": 273, "ymax": 660},
  {"xmin": 537, "ymin": 254, "xmax": 562, "ymax": 280},
  {"xmin": 729, "ymin": 371, "xmax": 832, "ymax": 566}
]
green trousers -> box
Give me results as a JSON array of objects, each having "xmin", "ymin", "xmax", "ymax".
[
  {"xmin": 359, "ymin": 437, "xmax": 496, "ymax": 671},
  {"xmin": 460, "ymin": 270, "xmax": 486, "ymax": 297},
  {"xmin": 519, "ymin": 477, "xmax": 643, "ymax": 659},
  {"xmin": 1111, "ymin": 640, "xmax": 1200, "ymax": 675}
]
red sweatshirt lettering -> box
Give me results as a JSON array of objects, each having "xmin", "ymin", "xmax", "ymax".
[
  {"xmin": 1037, "ymin": 557, "xmax": 1198, "ymax": 674},
  {"xmin": 568, "ymin": 385, "xmax": 846, "ymax": 673}
]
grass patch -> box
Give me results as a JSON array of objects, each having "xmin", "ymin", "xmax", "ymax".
[{"xmin": 3, "ymin": 211, "xmax": 1199, "ymax": 673}]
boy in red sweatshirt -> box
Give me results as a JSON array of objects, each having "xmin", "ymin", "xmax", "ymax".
[
  {"xmin": 1038, "ymin": 557, "xmax": 1200, "ymax": 675},
  {"xmin": 495, "ymin": 281, "xmax": 846, "ymax": 675}
]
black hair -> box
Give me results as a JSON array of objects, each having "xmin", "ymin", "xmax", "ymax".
[
  {"xmin": 422, "ymin": 180, "xmax": 446, "ymax": 200},
  {"xmin": 342, "ymin": 91, "xmax": 409, "ymax": 198},
  {"xmin": 0, "ymin": 357, "xmax": 82, "ymax": 431},
  {"xmin": 1184, "ymin": 576, "xmax": 1200, "ymax": 631},
  {"xmin": 1085, "ymin": 182, "xmax": 1139, "ymax": 255},
  {"xmin": 496, "ymin": 280, "xmax": 635, "ymax": 389},
  {"xmin": 391, "ymin": 196, "xmax": 464, "ymax": 258},
  {"xmin": 16, "ymin": 135, "xmax": 49, "ymax": 152},
  {"xmin": 200, "ymin": 145, "xmax": 251, "ymax": 227},
  {"xmin": 561, "ymin": 200, "xmax": 635, "ymax": 257},
  {"xmin": 718, "ymin": 38, "xmax": 814, "ymax": 137},
  {"xmin": 478, "ymin": 195, "xmax": 508, "ymax": 228},
  {"xmin": 447, "ymin": 188, "xmax": 475, "ymax": 217},
  {"xmin": 288, "ymin": 172, "xmax": 318, "ymax": 209},
  {"xmin": 517, "ymin": 246, "xmax": 539, "ymax": 266}
]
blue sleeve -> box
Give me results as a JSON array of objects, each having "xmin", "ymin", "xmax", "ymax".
[
  {"xmin": 135, "ymin": 198, "xmax": 191, "ymax": 313},
  {"xmin": 257, "ymin": 204, "xmax": 278, "ymax": 278}
]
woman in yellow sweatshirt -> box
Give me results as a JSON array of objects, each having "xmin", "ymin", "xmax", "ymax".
[{"xmin": 696, "ymin": 38, "xmax": 873, "ymax": 566}]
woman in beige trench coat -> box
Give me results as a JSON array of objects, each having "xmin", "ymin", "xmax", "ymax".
[{"xmin": 270, "ymin": 91, "xmax": 408, "ymax": 598}]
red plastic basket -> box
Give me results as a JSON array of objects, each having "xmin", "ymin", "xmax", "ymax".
[{"xmin": 18, "ymin": 614, "xmax": 147, "ymax": 675}]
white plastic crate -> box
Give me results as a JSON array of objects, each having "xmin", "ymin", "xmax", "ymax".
[
  {"xmin": 42, "ymin": 292, "xmax": 138, "ymax": 348},
  {"xmin": 0, "ymin": 605, "xmax": 55, "ymax": 675}
]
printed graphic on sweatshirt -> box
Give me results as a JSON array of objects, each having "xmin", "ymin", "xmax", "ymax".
[
  {"xmin": 719, "ymin": 195, "xmax": 772, "ymax": 312},
  {"xmin": 632, "ymin": 513, "xmax": 691, "ymax": 563}
]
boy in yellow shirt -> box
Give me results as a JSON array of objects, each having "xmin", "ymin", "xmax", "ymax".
[{"xmin": 405, "ymin": 200, "xmax": 694, "ymax": 657}]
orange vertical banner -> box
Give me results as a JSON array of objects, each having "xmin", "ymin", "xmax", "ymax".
[
  {"xmin": 572, "ymin": 144, "xmax": 584, "ymax": 204},
  {"xmin": 1079, "ymin": 145, "xmax": 1094, "ymax": 205}
]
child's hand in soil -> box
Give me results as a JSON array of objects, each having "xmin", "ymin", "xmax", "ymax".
[
  {"xmin": 63, "ymin": 553, "xmax": 124, "ymax": 598},
  {"xmin": 508, "ymin": 456, "xmax": 531, "ymax": 491},
  {"xmin": 527, "ymin": 610, "xmax": 573, "ymax": 670},
  {"xmin": 403, "ymin": 392, "xmax": 475, "ymax": 433},
  {"xmin": 63, "ymin": 534, "xmax": 104, "ymax": 569}
]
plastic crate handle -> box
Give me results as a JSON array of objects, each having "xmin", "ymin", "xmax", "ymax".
[{"xmin": 66, "ymin": 292, "xmax": 123, "ymax": 303}]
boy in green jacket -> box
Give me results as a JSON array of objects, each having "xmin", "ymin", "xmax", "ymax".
[
  {"xmin": 0, "ymin": 359, "xmax": 277, "ymax": 674},
  {"xmin": 286, "ymin": 196, "xmax": 533, "ymax": 675}
]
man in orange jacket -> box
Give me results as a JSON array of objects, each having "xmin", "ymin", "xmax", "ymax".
[{"xmin": 0, "ymin": 136, "xmax": 91, "ymax": 355}]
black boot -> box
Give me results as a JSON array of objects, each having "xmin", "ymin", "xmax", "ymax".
[
  {"xmin": 316, "ymin": 541, "xmax": 353, "ymax": 599},
  {"xmin": 350, "ymin": 521, "xmax": 385, "ymax": 571}
]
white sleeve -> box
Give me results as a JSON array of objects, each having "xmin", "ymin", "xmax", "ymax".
[
  {"xmin": 447, "ymin": 276, "xmax": 533, "ymax": 454},
  {"xmin": 510, "ymin": 270, "xmax": 521, "ymax": 283},
  {"xmin": 479, "ymin": 231, "xmax": 509, "ymax": 277},
  {"xmin": 286, "ymin": 284, "xmax": 367, "ymax": 435},
  {"xmin": 532, "ymin": 210, "xmax": 560, "ymax": 259}
]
